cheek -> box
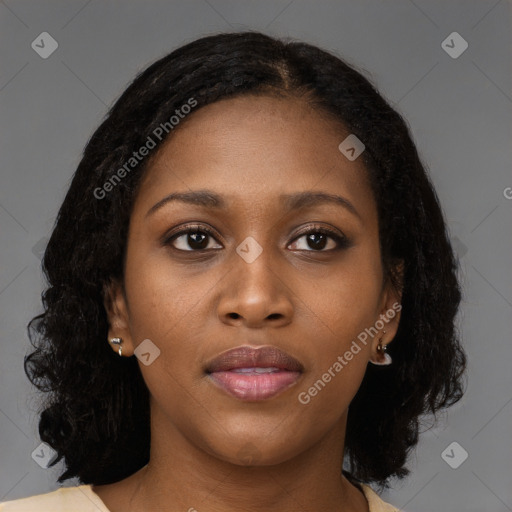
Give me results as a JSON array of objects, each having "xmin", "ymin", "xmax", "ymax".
[
  {"xmin": 305, "ymin": 252, "xmax": 383, "ymax": 334},
  {"xmin": 297, "ymin": 250, "xmax": 383, "ymax": 379},
  {"xmin": 123, "ymin": 240, "xmax": 208, "ymax": 338},
  {"xmin": 123, "ymin": 244, "xmax": 218, "ymax": 385},
  {"xmin": 294, "ymin": 276, "xmax": 376, "ymax": 420}
]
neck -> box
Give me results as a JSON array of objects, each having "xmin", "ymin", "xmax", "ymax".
[{"xmin": 123, "ymin": 404, "xmax": 368, "ymax": 512}]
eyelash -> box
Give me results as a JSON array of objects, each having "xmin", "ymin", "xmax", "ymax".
[{"xmin": 163, "ymin": 224, "xmax": 350, "ymax": 253}]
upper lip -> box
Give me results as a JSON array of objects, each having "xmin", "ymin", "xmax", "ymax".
[{"xmin": 205, "ymin": 345, "xmax": 304, "ymax": 373}]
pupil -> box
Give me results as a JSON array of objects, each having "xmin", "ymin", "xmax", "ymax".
[
  {"xmin": 308, "ymin": 233, "xmax": 327, "ymax": 250},
  {"xmin": 189, "ymin": 232, "xmax": 208, "ymax": 249}
]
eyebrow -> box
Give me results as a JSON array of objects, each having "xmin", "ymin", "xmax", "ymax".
[{"xmin": 145, "ymin": 189, "xmax": 361, "ymax": 220}]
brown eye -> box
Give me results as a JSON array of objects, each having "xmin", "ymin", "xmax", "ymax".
[
  {"xmin": 289, "ymin": 227, "xmax": 350, "ymax": 252},
  {"xmin": 166, "ymin": 226, "xmax": 222, "ymax": 252}
]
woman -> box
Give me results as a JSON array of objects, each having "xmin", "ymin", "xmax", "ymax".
[{"xmin": 1, "ymin": 31, "xmax": 466, "ymax": 512}]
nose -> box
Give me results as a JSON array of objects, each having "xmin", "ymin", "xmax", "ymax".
[{"xmin": 217, "ymin": 247, "xmax": 294, "ymax": 329}]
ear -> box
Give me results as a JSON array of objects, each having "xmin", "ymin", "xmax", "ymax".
[
  {"xmin": 370, "ymin": 260, "xmax": 404, "ymax": 363},
  {"xmin": 103, "ymin": 278, "xmax": 135, "ymax": 357}
]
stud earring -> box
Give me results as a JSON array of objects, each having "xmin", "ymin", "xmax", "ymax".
[
  {"xmin": 369, "ymin": 330, "xmax": 392, "ymax": 366},
  {"xmin": 109, "ymin": 337, "xmax": 123, "ymax": 357}
]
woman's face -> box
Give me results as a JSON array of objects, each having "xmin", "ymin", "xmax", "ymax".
[{"xmin": 106, "ymin": 94, "xmax": 401, "ymax": 465}]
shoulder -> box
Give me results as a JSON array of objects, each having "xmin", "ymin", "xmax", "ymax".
[
  {"xmin": 0, "ymin": 485, "xmax": 110, "ymax": 512},
  {"xmin": 359, "ymin": 483, "xmax": 402, "ymax": 512}
]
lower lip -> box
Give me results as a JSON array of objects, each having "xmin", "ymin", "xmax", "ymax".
[{"xmin": 208, "ymin": 370, "xmax": 302, "ymax": 401}]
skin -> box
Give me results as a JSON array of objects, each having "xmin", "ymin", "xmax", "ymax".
[{"xmin": 93, "ymin": 94, "xmax": 402, "ymax": 512}]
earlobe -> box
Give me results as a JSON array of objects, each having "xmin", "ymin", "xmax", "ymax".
[
  {"xmin": 370, "ymin": 264, "xmax": 404, "ymax": 365},
  {"xmin": 377, "ymin": 295, "xmax": 402, "ymax": 351},
  {"xmin": 102, "ymin": 278, "xmax": 134, "ymax": 356},
  {"xmin": 109, "ymin": 337, "xmax": 124, "ymax": 357},
  {"xmin": 369, "ymin": 330, "xmax": 393, "ymax": 366}
]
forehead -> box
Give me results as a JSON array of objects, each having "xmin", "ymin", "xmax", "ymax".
[{"xmin": 134, "ymin": 94, "xmax": 375, "ymax": 218}]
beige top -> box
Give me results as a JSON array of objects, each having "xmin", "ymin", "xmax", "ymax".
[{"xmin": 0, "ymin": 482, "xmax": 401, "ymax": 511}]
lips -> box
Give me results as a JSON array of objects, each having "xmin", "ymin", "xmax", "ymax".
[
  {"xmin": 205, "ymin": 346, "xmax": 303, "ymax": 373},
  {"xmin": 205, "ymin": 346, "xmax": 304, "ymax": 401}
]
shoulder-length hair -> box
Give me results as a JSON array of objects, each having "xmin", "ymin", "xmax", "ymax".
[{"xmin": 25, "ymin": 31, "xmax": 467, "ymax": 491}]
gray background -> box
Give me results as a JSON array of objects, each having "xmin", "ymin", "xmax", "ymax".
[{"xmin": 1, "ymin": 1, "xmax": 511, "ymax": 511}]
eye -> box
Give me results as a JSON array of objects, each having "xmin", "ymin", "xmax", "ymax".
[
  {"xmin": 165, "ymin": 225, "xmax": 222, "ymax": 252},
  {"xmin": 288, "ymin": 226, "xmax": 349, "ymax": 252},
  {"xmin": 163, "ymin": 224, "xmax": 350, "ymax": 253}
]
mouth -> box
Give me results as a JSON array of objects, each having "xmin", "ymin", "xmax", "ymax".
[{"xmin": 205, "ymin": 345, "xmax": 304, "ymax": 401}]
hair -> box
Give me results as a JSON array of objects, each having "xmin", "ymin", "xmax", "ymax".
[{"xmin": 24, "ymin": 30, "xmax": 467, "ymax": 491}]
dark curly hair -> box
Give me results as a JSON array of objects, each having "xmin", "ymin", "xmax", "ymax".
[{"xmin": 24, "ymin": 30, "xmax": 467, "ymax": 492}]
